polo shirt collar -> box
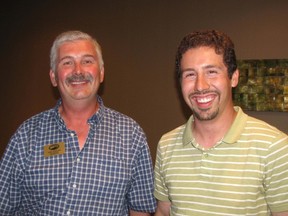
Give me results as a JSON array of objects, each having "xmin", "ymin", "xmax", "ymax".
[
  {"xmin": 223, "ymin": 106, "xmax": 248, "ymax": 144},
  {"xmin": 182, "ymin": 115, "xmax": 194, "ymax": 146},
  {"xmin": 182, "ymin": 106, "xmax": 248, "ymax": 146}
]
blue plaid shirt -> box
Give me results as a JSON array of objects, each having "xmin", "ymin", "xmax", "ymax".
[{"xmin": 0, "ymin": 97, "xmax": 156, "ymax": 215}]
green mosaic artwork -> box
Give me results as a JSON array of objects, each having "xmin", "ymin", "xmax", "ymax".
[{"xmin": 233, "ymin": 59, "xmax": 288, "ymax": 112}]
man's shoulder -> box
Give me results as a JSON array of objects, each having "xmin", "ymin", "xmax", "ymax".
[
  {"xmin": 103, "ymin": 106, "xmax": 141, "ymax": 127},
  {"xmin": 158, "ymin": 124, "xmax": 186, "ymax": 146},
  {"xmin": 234, "ymin": 106, "xmax": 287, "ymax": 139},
  {"xmin": 17, "ymin": 108, "xmax": 55, "ymax": 131},
  {"xmin": 101, "ymin": 107, "xmax": 148, "ymax": 143},
  {"xmin": 239, "ymin": 115, "xmax": 288, "ymax": 145},
  {"xmin": 246, "ymin": 115, "xmax": 286, "ymax": 135}
]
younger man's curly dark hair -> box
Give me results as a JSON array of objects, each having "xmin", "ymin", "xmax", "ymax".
[{"xmin": 175, "ymin": 30, "xmax": 237, "ymax": 79}]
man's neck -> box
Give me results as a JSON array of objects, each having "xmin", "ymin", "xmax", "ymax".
[
  {"xmin": 59, "ymin": 99, "xmax": 99, "ymax": 123},
  {"xmin": 192, "ymin": 107, "xmax": 237, "ymax": 149}
]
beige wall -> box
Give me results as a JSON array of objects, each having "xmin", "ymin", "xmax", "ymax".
[{"xmin": 1, "ymin": 0, "xmax": 287, "ymax": 162}]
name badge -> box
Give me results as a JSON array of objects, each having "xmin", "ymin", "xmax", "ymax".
[{"xmin": 44, "ymin": 142, "xmax": 65, "ymax": 157}]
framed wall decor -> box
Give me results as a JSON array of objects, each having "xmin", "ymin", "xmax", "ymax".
[{"xmin": 233, "ymin": 59, "xmax": 288, "ymax": 112}]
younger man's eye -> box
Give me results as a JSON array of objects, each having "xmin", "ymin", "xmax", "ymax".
[{"xmin": 182, "ymin": 71, "xmax": 196, "ymax": 79}]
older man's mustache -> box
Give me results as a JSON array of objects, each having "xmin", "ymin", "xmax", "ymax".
[{"xmin": 66, "ymin": 73, "xmax": 93, "ymax": 84}]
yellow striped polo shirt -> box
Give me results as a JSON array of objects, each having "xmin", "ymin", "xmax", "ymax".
[{"xmin": 154, "ymin": 106, "xmax": 288, "ymax": 216}]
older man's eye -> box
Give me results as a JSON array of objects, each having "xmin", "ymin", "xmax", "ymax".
[
  {"xmin": 83, "ymin": 60, "xmax": 92, "ymax": 64},
  {"xmin": 63, "ymin": 61, "xmax": 72, "ymax": 65},
  {"xmin": 60, "ymin": 59, "xmax": 74, "ymax": 66},
  {"xmin": 82, "ymin": 57, "xmax": 96, "ymax": 65}
]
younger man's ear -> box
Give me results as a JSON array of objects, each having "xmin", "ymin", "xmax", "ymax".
[{"xmin": 231, "ymin": 69, "xmax": 239, "ymax": 88}]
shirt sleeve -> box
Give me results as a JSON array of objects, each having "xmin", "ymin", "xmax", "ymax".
[
  {"xmin": 154, "ymin": 141, "xmax": 170, "ymax": 202},
  {"xmin": 126, "ymin": 125, "xmax": 156, "ymax": 213},
  {"xmin": 265, "ymin": 132, "xmax": 288, "ymax": 213},
  {"xmin": 0, "ymin": 132, "xmax": 24, "ymax": 215}
]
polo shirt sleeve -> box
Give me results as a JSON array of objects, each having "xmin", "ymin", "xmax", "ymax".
[
  {"xmin": 265, "ymin": 132, "xmax": 288, "ymax": 213},
  {"xmin": 154, "ymin": 141, "xmax": 170, "ymax": 201}
]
